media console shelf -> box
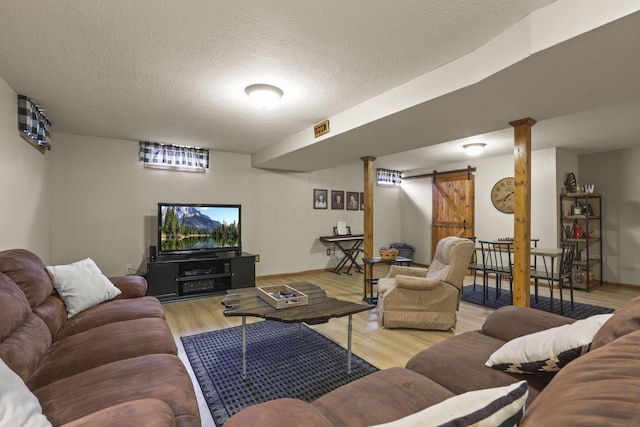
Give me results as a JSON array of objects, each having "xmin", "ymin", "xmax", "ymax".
[{"xmin": 146, "ymin": 252, "xmax": 256, "ymax": 302}]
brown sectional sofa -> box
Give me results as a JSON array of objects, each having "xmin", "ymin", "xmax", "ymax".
[
  {"xmin": 226, "ymin": 294, "xmax": 640, "ymax": 426},
  {"xmin": 0, "ymin": 249, "xmax": 200, "ymax": 426}
]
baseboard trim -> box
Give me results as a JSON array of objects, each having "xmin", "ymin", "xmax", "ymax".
[{"xmin": 257, "ymin": 261, "xmax": 429, "ymax": 281}]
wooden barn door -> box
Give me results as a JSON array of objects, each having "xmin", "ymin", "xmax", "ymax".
[{"xmin": 432, "ymin": 170, "xmax": 475, "ymax": 255}]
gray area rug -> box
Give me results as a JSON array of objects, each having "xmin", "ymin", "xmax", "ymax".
[
  {"xmin": 461, "ymin": 285, "xmax": 614, "ymax": 319},
  {"xmin": 181, "ymin": 320, "xmax": 378, "ymax": 426}
]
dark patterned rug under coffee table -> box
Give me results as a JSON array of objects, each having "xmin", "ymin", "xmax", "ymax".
[
  {"xmin": 221, "ymin": 282, "xmax": 374, "ymax": 379},
  {"xmin": 181, "ymin": 320, "xmax": 379, "ymax": 426}
]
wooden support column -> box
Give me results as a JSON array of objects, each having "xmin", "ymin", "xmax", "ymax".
[
  {"xmin": 510, "ymin": 118, "xmax": 536, "ymax": 307},
  {"xmin": 361, "ymin": 156, "xmax": 376, "ymax": 259}
]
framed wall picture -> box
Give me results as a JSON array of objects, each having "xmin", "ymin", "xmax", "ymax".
[
  {"xmin": 347, "ymin": 191, "xmax": 359, "ymax": 210},
  {"xmin": 313, "ymin": 189, "xmax": 328, "ymax": 209},
  {"xmin": 331, "ymin": 190, "xmax": 345, "ymax": 210},
  {"xmin": 359, "ymin": 192, "xmax": 365, "ymax": 210}
]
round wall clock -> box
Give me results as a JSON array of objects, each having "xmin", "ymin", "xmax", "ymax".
[{"xmin": 491, "ymin": 177, "xmax": 515, "ymax": 214}]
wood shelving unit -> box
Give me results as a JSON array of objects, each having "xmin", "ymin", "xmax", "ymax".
[{"xmin": 560, "ymin": 193, "xmax": 603, "ymax": 291}]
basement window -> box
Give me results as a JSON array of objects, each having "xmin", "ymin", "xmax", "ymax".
[
  {"xmin": 139, "ymin": 141, "xmax": 209, "ymax": 173},
  {"xmin": 17, "ymin": 95, "xmax": 51, "ymax": 153},
  {"xmin": 377, "ymin": 168, "xmax": 402, "ymax": 187}
]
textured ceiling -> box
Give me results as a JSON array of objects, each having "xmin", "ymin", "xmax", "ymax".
[{"xmin": 1, "ymin": 0, "xmax": 639, "ymax": 172}]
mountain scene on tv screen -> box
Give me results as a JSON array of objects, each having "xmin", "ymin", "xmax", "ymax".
[{"xmin": 161, "ymin": 206, "xmax": 239, "ymax": 251}]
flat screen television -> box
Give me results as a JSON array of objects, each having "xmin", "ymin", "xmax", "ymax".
[{"xmin": 157, "ymin": 203, "xmax": 241, "ymax": 257}]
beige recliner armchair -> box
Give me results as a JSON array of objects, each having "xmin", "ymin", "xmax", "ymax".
[{"xmin": 377, "ymin": 236, "xmax": 475, "ymax": 330}]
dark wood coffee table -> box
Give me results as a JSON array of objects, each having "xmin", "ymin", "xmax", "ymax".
[{"xmin": 222, "ymin": 282, "xmax": 374, "ymax": 379}]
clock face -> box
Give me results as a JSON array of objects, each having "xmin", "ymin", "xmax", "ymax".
[{"xmin": 491, "ymin": 177, "xmax": 515, "ymax": 214}]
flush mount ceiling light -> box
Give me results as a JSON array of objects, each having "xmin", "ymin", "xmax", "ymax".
[
  {"xmin": 245, "ymin": 84, "xmax": 284, "ymax": 110},
  {"xmin": 463, "ymin": 143, "xmax": 486, "ymax": 156}
]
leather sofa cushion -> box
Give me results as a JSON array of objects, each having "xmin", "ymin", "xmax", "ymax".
[
  {"xmin": 27, "ymin": 317, "xmax": 178, "ymax": 389},
  {"xmin": 405, "ymin": 331, "xmax": 553, "ymax": 405},
  {"xmin": 481, "ymin": 305, "xmax": 573, "ymax": 343},
  {"xmin": 33, "ymin": 296, "xmax": 67, "ymax": 339},
  {"xmin": 313, "ymin": 367, "xmax": 454, "ymax": 427},
  {"xmin": 0, "ymin": 249, "xmax": 53, "ymax": 308},
  {"xmin": 110, "ymin": 275, "xmax": 148, "ymax": 299},
  {"xmin": 521, "ymin": 329, "xmax": 640, "ymax": 426},
  {"xmin": 33, "ymin": 354, "xmax": 200, "ymax": 427},
  {"xmin": 61, "ymin": 399, "xmax": 176, "ymax": 427},
  {"xmin": 55, "ymin": 296, "xmax": 166, "ymax": 340},
  {"xmin": 0, "ymin": 272, "xmax": 31, "ymax": 341},
  {"xmin": 591, "ymin": 295, "xmax": 640, "ymax": 350},
  {"xmin": 225, "ymin": 398, "xmax": 333, "ymax": 427},
  {"xmin": 0, "ymin": 274, "xmax": 51, "ymax": 381}
]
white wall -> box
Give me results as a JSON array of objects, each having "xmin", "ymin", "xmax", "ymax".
[
  {"xmin": 3, "ymin": 70, "xmax": 635, "ymax": 286},
  {"xmin": 50, "ymin": 133, "xmax": 398, "ymax": 276},
  {"xmin": 399, "ymin": 148, "xmax": 559, "ymax": 263},
  {"xmin": 0, "ymin": 76, "xmax": 52, "ymax": 260},
  {"xmin": 579, "ymin": 148, "xmax": 640, "ymax": 286}
]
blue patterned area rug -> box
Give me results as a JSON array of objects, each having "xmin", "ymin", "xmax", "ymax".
[
  {"xmin": 461, "ymin": 285, "xmax": 614, "ymax": 320},
  {"xmin": 181, "ymin": 321, "xmax": 378, "ymax": 426}
]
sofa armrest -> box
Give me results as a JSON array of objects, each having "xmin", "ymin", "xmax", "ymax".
[
  {"xmin": 59, "ymin": 399, "xmax": 176, "ymax": 427},
  {"xmin": 395, "ymin": 275, "xmax": 443, "ymax": 290},
  {"xmin": 482, "ymin": 305, "xmax": 574, "ymax": 342},
  {"xmin": 109, "ymin": 275, "xmax": 148, "ymax": 299},
  {"xmin": 224, "ymin": 398, "xmax": 332, "ymax": 427},
  {"xmin": 385, "ymin": 265, "xmax": 428, "ymax": 279}
]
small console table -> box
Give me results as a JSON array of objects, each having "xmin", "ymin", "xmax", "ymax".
[
  {"xmin": 362, "ymin": 256, "xmax": 412, "ymax": 303},
  {"xmin": 146, "ymin": 252, "xmax": 256, "ymax": 302}
]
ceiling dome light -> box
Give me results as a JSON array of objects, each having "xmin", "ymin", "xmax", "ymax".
[
  {"xmin": 463, "ymin": 143, "xmax": 486, "ymax": 156},
  {"xmin": 245, "ymin": 84, "xmax": 284, "ymax": 110}
]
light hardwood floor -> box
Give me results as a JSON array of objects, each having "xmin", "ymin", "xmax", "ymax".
[{"xmin": 164, "ymin": 266, "xmax": 640, "ymax": 371}]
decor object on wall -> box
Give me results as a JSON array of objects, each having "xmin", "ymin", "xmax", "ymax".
[
  {"xmin": 313, "ymin": 189, "xmax": 328, "ymax": 209},
  {"xmin": 490, "ymin": 177, "xmax": 515, "ymax": 214},
  {"xmin": 138, "ymin": 141, "xmax": 209, "ymax": 172},
  {"xmin": 244, "ymin": 84, "xmax": 283, "ymax": 110},
  {"xmin": 359, "ymin": 192, "xmax": 365, "ymax": 210},
  {"xmin": 331, "ymin": 190, "xmax": 344, "ymax": 209},
  {"xmin": 17, "ymin": 95, "xmax": 51, "ymax": 152},
  {"xmin": 313, "ymin": 119, "xmax": 330, "ymax": 138},
  {"xmin": 462, "ymin": 143, "xmax": 486, "ymax": 155},
  {"xmin": 564, "ymin": 172, "xmax": 578, "ymax": 193},
  {"xmin": 346, "ymin": 192, "xmax": 359, "ymax": 210}
]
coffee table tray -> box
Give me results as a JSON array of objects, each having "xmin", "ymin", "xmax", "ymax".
[{"xmin": 257, "ymin": 284, "xmax": 309, "ymax": 309}]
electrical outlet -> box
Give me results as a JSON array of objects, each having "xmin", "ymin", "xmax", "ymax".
[
  {"xmin": 255, "ymin": 254, "xmax": 260, "ymax": 262},
  {"xmin": 326, "ymin": 249, "xmax": 331, "ymax": 256}
]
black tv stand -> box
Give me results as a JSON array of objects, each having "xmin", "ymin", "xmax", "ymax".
[{"xmin": 146, "ymin": 251, "xmax": 255, "ymax": 302}]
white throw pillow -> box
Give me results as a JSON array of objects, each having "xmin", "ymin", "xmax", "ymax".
[
  {"xmin": 371, "ymin": 381, "xmax": 528, "ymax": 427},
  {"xmin": 46, "ymin": 258, "xmax": 122, "ymax": 318},
  {"xmin": 485, "ymin": 313, "xmax": 614, "ymax": 374},
  {"xmin": 0, "ymin": 358, "xmax": 52, "ymax": 427}
]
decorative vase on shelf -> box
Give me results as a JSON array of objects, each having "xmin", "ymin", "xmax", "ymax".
[{"xmin": 572, "ymin": 269, "xmax": 587, "ymax": 286}]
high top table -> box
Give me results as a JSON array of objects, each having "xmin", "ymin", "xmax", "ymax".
[{"xmin": 222, "ymin": 282, "xmax": 374, "ymax": 379}]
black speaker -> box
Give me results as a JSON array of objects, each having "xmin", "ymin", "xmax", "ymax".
[{"xmin": 150, "ymin": 245, "xmax": 156, "ymax": 262}]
